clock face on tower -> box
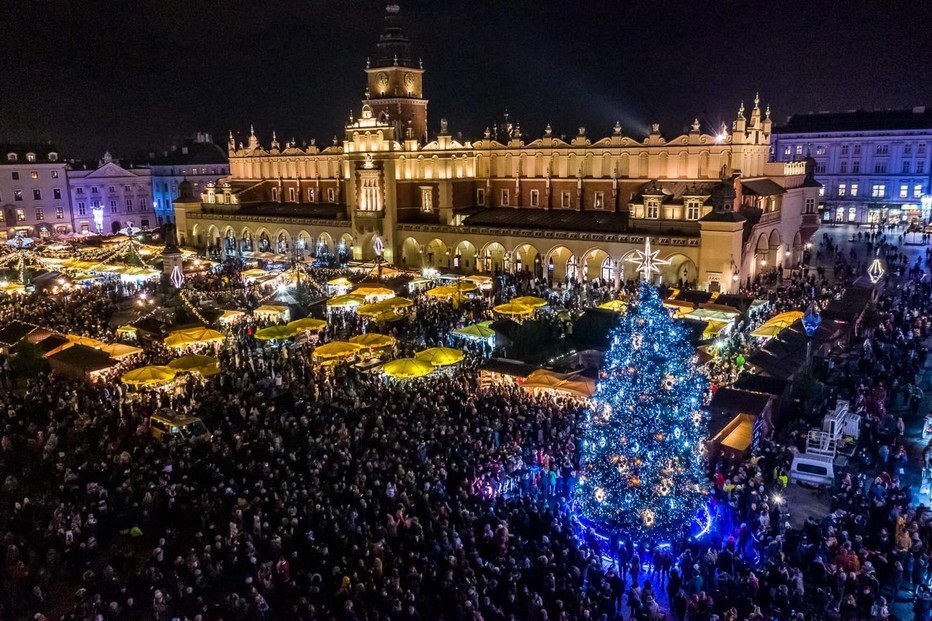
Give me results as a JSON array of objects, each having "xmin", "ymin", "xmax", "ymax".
[
  {"xmin": 404, "ymin": 72, "xmax": 414, "ymax": 89},
  {"xmin": 377, "ymin": 72, "xmax": 388, "ymax": 90}
]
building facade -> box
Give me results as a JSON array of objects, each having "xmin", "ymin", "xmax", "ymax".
[
  {"xmin": 772, "ymin": 107, "xmax": 932, "ymax": 226},
  {"xmin": 67, "ymin": 153, "xmax": 154, "ymax": 235},
  {"xmin": 174, "ymin": 4, "xmax": 820, "ymax": 293},
  {"xmin": 0, "ymin": 143, "xmax": 72, "ymax": 240},
  {"xmin": 148, "ymin": 133, "xmax": 229, "ymax": 225}
]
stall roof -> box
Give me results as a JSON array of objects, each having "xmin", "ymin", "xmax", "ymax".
[
  {"xmin": 733, "ymin": 374, "xmax": 789, "ymax": 396},
  {"xmin": 0, "ymin": 321, "xmax": 39, "ymax": 346},
  {"xmin": 48, "ymin": 344, "xmax": 116, "ymax": 372},
  {"xmin": 479, "ymin": 358, "xmax": 539, "ymax": 378},
  {"xmin": 821, "ymin": 285, "xmax": 874, "ymax": 323},
  {"xmin": 720, "ymin": 418, "xmax": 754, "ymax": 452},
  {"xmin": 709, "ymin": 387, "xmax": 772, "ymax": 416}
]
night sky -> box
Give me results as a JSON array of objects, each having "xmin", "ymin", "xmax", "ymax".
[{"xmin": 1, "ymin": 0, "xmax": 930, "ymax": 159}]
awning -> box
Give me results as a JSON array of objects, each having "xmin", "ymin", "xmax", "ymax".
[
  {"xmin": 741, "ymin": 178, "xmax": 786, "ymax": 196},
  {"xmin": 720, "ymin": 418, "xmax": 753, "ymax": 452}
]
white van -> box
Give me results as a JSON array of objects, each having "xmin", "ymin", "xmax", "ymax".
[{"xmin": 789, "ymin": 452, "xmax": 836, "ymax": 487}]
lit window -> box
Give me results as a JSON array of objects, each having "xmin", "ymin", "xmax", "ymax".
[
  {"xmin": 36, "ymin": 208, "xmax": 44, "ymax": 221},
  {"xmin": 33, "ymin": 189, "xmax": 41, "ymax": 200},
  {"xmin": 838, "ymin": 183, "xmax": 846, "ymax": 197},
  {"xmin": 55, "ymin": 207, "xmax": 64, "ymax": 219},
  {"xmin": 915, "ymin": 184, "xmax": 924, "ymax": 198},
  {"xmin": 871, "ymin": 184, "xmax": 885, "ymax": 198},
  {"xmin": 420, "ymin": 187, "xmax": 433, "ymax": 213},
  {"xmin": 900, "ymin": 184, "xmax": 909, "ymax": 198},
  {"xmin": 530, "ymin": 189, "xmax": 539, "ymax": 207},
  {"xmin": 51, "ymin": 171, "xmax": 59, "ymax": 179},
  {"xmin": 783, "ymin": 146, "xmax": 791, "ymax": 157},
  {"xmin": 13, "ymin": 190, "xmax": 22, "ymax": 201},
  {"xmin": 594, "ymin": 191, "xmax": 604, "ymax": 210},
  {"xmin": 15, "ymin": 209, "xmax": 25, "ymax": 221},
  {"xmin": 805, "ymin": 198, "xmax": 816, "ymax": 214},
  {"xmin": 685, "ymin": 200, "xmax": 700, "ymax": 220},
  {"xmin": 819, "ymin": 187, "xmax": 825, "ymax": 197},
  {"xmin": 30, "ymin": 171, "xmax": 38, "ymax": 180},
  {"xmin": 560, "ymin": 192, "xmax": 570, "ymax": 208},
  {"xmin": 794, "ymin": 145, "xmax": 803, "ymax": 157},
  {"xmin": 327, "ymin": 188, "xmax": 335, "ymax": 202},
  {"xmin": 501, "ymin": 189, "xmax": 509, "ymax": 206},
  {"xmin": 816, "ymin": 146, "xmax": 826, "ymax": 156},
  {"xmin": 646, "ymin": 199, "xmax": 660, "ymax": 219},
  {"xmin": 850, "ymin": 183, "xmax": 859, "ymax": 197},
  {"xmin": 53, "ymin": 189, "xmax": 61, "ymax": 199},
  {"xmin": 308, "ymin": 188, "xmax": 316, "ymax": 202},
  {"xmin": 25, "ymin": 153, "xmax": 35, "ymax": 162},
  {"xmin": 476, "ymin": 188, "xmax": 485, "ymax": 206}
]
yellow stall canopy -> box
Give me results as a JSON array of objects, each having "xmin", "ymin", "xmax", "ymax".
[
  {"xmin": 352, "ymin": 286, "xmax": 395, "ymax": 301},
  {"xmin": 703, "ymin": 320, "xmax": 730, "ymax": 340},
  {"xmin": 121, "ymin": 365, "xmax": 176, "ymax": 387},
  {"xmin": 313, "ymin": 341, "xmax": 363, "ymax": 360},
  {"xmin": 510, "ymin": 296, "xmax": 548, "ymax": 308},
  {"xmin": 349, "ymin": 333, "xmax": 396, "ymax": 350},
  {"xmin": 254, "ymin": 304, "xmax": 290, "ymax": 321},
  {"xmin": 452, "ymin": 321, "xmax": 496, "ymax": 340},
  {"xmin": 288, "ymin": 318, "xmax": 327, "ymax": 332},
  {"xmin": 164, "ymin": 327, "xmax": 225, "ymax": 348},
  {"xmin": 254, "ymin": 325, "xmax": 298, "ymax": 341},
  {"xmin": 99, "ymin": 342, "xmax": 144, "ymax": 359},
  {"xmin": 597, "ymin": 299, "xmax": 627, "ymax": 313},
  {"xmin": 493, "ymin": 302, "xmax": 534, "ymax": 317},
  {"xmin": 168, "ymin": 354, "xmax": 220, "ymax": 377},
  {"xmin": 327, "ymin": 294, "xmax": 366, "ymax": 309},
  {"xmin": 66, "ymin": 334, "xmax": 107, "ymax": 348},
  {"xmin": 326, "ymin": 277, "xmax": 354, "ymax": 288},
  {"xmin": 382, "ymin": 358, "xmax": 435, "ymax": 379},
  {"xmin": 415, "ymin": 347, "xmax": 465, "ymax": 367},
  {"xmin": 521, "ymin": 369, "xmax": 596, "ymax": 399},
  {"xmin": 750, "ymin": 311, "xmax": 804, "ymax": 339}
]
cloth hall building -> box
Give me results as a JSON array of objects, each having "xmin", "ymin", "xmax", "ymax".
[{"xmin": 174, "ymin": 4, "xmax": 820, "ymax": 292}]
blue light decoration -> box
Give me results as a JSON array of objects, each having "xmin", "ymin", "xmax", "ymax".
[
  {"xmin": 574, "ymin": 284, "xmax": 710, "ymax": 541},
  {"xmin": 802, "ymin": 301, "xmax": 821, "ymax": 337}
]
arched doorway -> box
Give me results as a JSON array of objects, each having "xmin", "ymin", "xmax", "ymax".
[
  {"xmin": 546, "ymin": 246, "xmax": 576, "ymax": 282},
  {"xmin": 453, "ymin": 240, "xmax": 477, "ymax": 271},
  {"xmin": 276, "ymin": 230, "xmax": 291, "ymax": 254},
  {"xmin": 425, "ymin": 238, "xmax": 448, "ymax": 268},
  {"xmin": 240, "ymin": 228, "xmax": 254, "ymax": 253},
  {"xmin": 480, "ymin": 242, "xmax": 507, "ymax": 273},
  {"xmin": 223, "ymin": 227, "xmax": 237, "ymax": 257},
  {"xmin": 755, "ymin": 233, "xmax": 769, "ymax": 273},
  {"xmin": 768, "ymin": 230, "xmax": 781, "ymax": 268},
  {"xmin": 400, "ymin": 237, "xmax": 422, "ymax": 268},
  {"xmin": 257, "ymin": 230, "xmax": 271, "ymax": 253},
  {"xmin": 661, "ymin": 254, "xmax": 698, "ymax": 288},
  {"xmin": 514, "ymin": 243, "xmax": 542, "ymax": 277},
  {"xmin": 582, "ymin": 248, "xmax": 611, "ymax": 282}
]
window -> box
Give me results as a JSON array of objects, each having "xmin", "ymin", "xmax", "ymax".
[
  {"xmin": 816, "ymin": 162, "xmax": 827, "ymax": 173},
  {"xmin": 838, "ymin": 183, "xmax": 847, "ymax": 197},
  {"xmin": 685, "ymin": 200, "xmax": 700, "ymax": 220},
  {"xmin": 77, "ymin": 202, "xmax": 86, "ymax": 216},
  {"xmin": 124, "ymin": 185, "xmax": 130, "ymax": 192},
  {"xmin": 81, "ymin": 223, "xmax": 89, "ymax": 234},
  {"xmin": 51, "ymin": 171, "xmax": 58, "ymax": 179},
  {"xmin": 874, "ymin": 162, "xmax": 887, "ymax": 174},
  {"xmin": 903, "ymin": 161, "xmax": 911, "ymax": 174},
  {"xmin": 108, "ymin": 186, "xmax": 115, "ymax": 193},
  {"xmin": 75, "ymin": 187, "xmax": 84, "ymax": 195},
  {"xmin": 920, "ymin": 143, "xmax": 927, "ymax": 154},
  {"xmin": 53, "ymin": 188, "xmax": 61, "ymax": 199},
  {"xmin": 55, "ymin": 207, "xmax": 64, "ymax": 219},
  {"xmin": 11, "ymin": 172, "xmax": 19, "ymax": 180},
  {"xmin": 141, "ymin": 219, "xmax": 150, "ymax": 230},
  {"xmin": 852, "ymin": 161, "xmax": 860, "ymax": 173},
  {"xmin": 816, "ymin": 146, "xmax": 826, "ymax": 156},
  {"xmin": 794, "ymin": 145, "xmax": 803, "ymax": 157},
  {"xmin": 783, "ymin": 146, "xmax": 791, "ymax": 157},
  {"xmin": 30, "ymin": 171, "xmax": 38, "ymax": 179},
  {"xmin": 13, "ymin": 190, "xmax": 22, "ymax": 201},
  {"xmin": 271, "ymin": 188, "xmax": 279, "ymax": 201},
  {"xmin": 840, "ymin": 161, "xmax": 847, "ymax": 173},
  {"xmin": 35, "ymin": 208, "xmax": 44, "ymax": 220},
  {"xmin": 308, "ymin": 188, "xmax": 316, "ymax": 202},
  {"xmin": 917, "ymin": 160, "xmax": 926, "ymax": 174},
  {"xmin": 850, "ymin": 183, "xmax": 859, "ymax": 197},
  {"xmin": 915, "ymin": 184, "xmax": 924, "ymax": 198},
  {"xmin": 15, "ymin": 209, "xmax": 25, "ymax": 222},
  {"xmin": 25, "ymin": 153, "xmax": 35, "ymax": 162},
  {"xmin": 33, "ymin": 189, "xmax": 41, "ymax": 200},
  {"xmin": 91, "ymin": 186, "xmax": 98, "ymax": 194},
  {"xmin": 476, "ymin": 188, "xmax": 485, "ymax": 206},
  {"xmin": 871, "ymin": 184, "xmax": 885, "ymax": 198},
  {"xmin": 6, "ymin": 153, "xmax": 16, "ymax": 162},
  {"xmin": 805, "ymin": 198, "xmax": 816, "ymax": 214},
  {"xmin": 560, "ymin": 192, "xmax": 570, "ymax": 208},
  {"xmin": 327, "ymin": 188, "xmax": 335, "ymax": 202},
  {"xmin": 594, "ymin": 191, "xmax": 604, "ymax": 209},
  {"xmin": 905, "ymin": 143, "xmax": 913, "ymax": 155},
  {"xmin": 853, "ymin": 145, "xmax": 861, "ymax": 155},
  {"xmin": 819, "ymin": 186, "xmax": 825, "ymax": 197},
  {"xmin": 646, "ymin": 199, "xmax": 660, "ymax": 219},
  {"xmin": 841, "ymin": 145, "xmax": 849, "ymax": 155},
  {"xmin": 420, "ymin": 187, "xmax": 433, "ymax": 212},
  {"xmin": 288, "ymin": 188, "xmax": 296, "ymax": 202},
  {"xmin": 876, "ymin": 144, "xmax": 888, "ymax": 155},
  {"xmin": 900, "ymin": 184, "xmax": 909, "ymax": 198},
  {"xmin": 126, "ymin": 199, "xmax": 134, "ymax": 211},
  {"xmin": 501, "ymin": 189, "xmax": 510, "ymax": 206},
  {"xmin": 530, "ymin": 189, "xmax": 540, "ymax": 207},
  {"xmin": 110, "ymin": 200, "xmax": 118, "ymax": 212},
  {"xmin": 210, "ymin": 169, "xmax": 216, "ymax": 175}
]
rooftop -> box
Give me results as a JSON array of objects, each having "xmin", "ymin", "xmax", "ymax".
[
  {"xmin": 775, "ymin": 107, "xmax": 932, "ymax": 134},
  {"xmin": 0, "ymin": 143, "xmax": 63, "ymax": 166}
]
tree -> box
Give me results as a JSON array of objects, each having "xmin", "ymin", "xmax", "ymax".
[{"xmin": 574, "ymin": 284, "xmax": 709, "ymax": 538}]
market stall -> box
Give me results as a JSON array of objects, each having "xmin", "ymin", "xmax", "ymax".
[
  {"xmin": 254, "ymin": 325, "xmax": 298, "ymax": 341},
  {"xmin": 121, "ymin": 365, "xmax": 177, "ymax": 387},
  {"xmin": 750, "ymin": 311, "xmax": 804, "ymax": 339},
  {"xmin": 382, "ymin": 358, "xmax": 434, "ymax": 380},
  {"xmin": 510, "ymin": 296, "xmax": 548, "ymax": 309},
  {"xmin": 415, "ymin": 347, "xmax": 465, "ymax": 367},
  {"xmin": 254, "ymin": 304, "xmax": 291, "ymax": 322},
  {"xmin": 313, "ymin": 340, "xmax": 363, "ymax": 363},
  {"xmin": 167, "ymin": 354, "xmax": 221, "ymax": 377},
  {"xmin": 452, "ymin": 321, "xmax": 496, "ymax": 342}
]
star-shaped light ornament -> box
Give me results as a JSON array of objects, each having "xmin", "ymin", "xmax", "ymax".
[
  {"xmin": 867, "ymin": 258, "xmax": 885, "ymax": 284},
  {"xmin": 627, "ymin": 237, "xmax": 670, "ymax": 282}
]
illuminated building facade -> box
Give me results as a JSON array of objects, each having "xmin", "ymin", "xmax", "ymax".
[
  {"xmin": 175, "ymin": 4, "xmax": 820, "ymax": 292},
  {"xmin": 0, "ymin": 143, "xmax": 72, "ymax": 240},
  {"xmin": 772, "ymin": 107, "xmax": 932, "ymax": 226},
  {"xmin": 147, "ymin": 133, "xmax": 229, "ymax": 225},
  {"xmin": 67, "ymin": 152, "xmax": 154, "ymax": 235}
]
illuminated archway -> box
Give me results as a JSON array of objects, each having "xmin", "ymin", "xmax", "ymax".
[
  {"xmin": 480, "ymin": 241, "xmax": 507, "ymax": 273},
  {"xmin": 453, "ymin": 239, "xmax": 477, "ymax": 271},
  {"xmin": 275, "ymin": 229, "xmax": 292, "ymax": 254},
  {"xmin": 546, "ymin": 245, "xmax": 576, "ymax": 282},
  {"xmin": 514, "ymin": 243, "xmax": 542, "ymax": 277},
  {"xmin": 240, "ymin": 227, "xmax": 254, "ymax": 252},
  {"xmin": 425, "ymin": 238, "xmax": 449, "ymax": 268},
  {"xmin": 660, "ymin": 253, "xmax": 698, "ymax": 287},
  {"xmin": 400, "ymin": 237, "xmax": 422, "ymax": 268},
  {"xmin": 582, "ymin": 247, "xmax": 611, "ymax": 282}
]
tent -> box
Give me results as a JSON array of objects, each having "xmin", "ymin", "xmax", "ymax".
[
  {"xmin": 349, "ymin": 333, "xmax": 396, "ymax": 350},
  {"xmin": 288, "ymin": 318, "xmax": 327, "ymax": 332},
  {"xmin": 452, "ymin": 321, "xmax": 496, "ymax": 341},
  {"xmin": 415, "ymin": 347, "xmax": 465, "ymax": 367},
  {"xmin": 164, "ymin": 327, "xmax": 225, "ymax": 348},
  {"xmin": 218, "ymin": 309, "xmax": 245, "ymax": 324},
  {"xmin": 327, "ymin": 294, "xmax": 366, "ymax": 309},
  {"xmin": 254, "ymin": 325, "xmax": 298, "ymax": 341},
  {"xmin": 382, "ymin": 358, "xmax": 434, "ymax": 379},
  {"xmin": 168, "ymin": 354, "xmax": 220, "ymax": 377},
  {"xmin": 521, "ymin": 368, "xmax": 596, "ymax": 399},
  {"xmin": 493, "ymin": 302, "xmax": 534, "ymax": 317},
  {"xmin": 121, "ymin": 365, "xmax": 176, "ymax": 387},
  {"xmin": 597, "ymin": 299, "xmax": 627, "ymax": 313},
  {"xmin": 254, "ymin": 304, "xmax": 290, "ymax": 321},
  {"xmin": 702, "ymin": 320, "xmax": 731, "ymax": 340},
  {"xmin": 48, "ymin": 344, "xmax": 117, "ymax": 380},
  {"xmin": 750, "ymin": 311, "xmax": 804, "ymax": 339},
  {"xmin": 352, "ymin": 285, "xmax": 395, "ymax": 301},
  {"xmin": 510, "ymin": 296, "xmax": 548, "ymax": 308},
  {"xmin": 98, "ymin": 343, "xmax": 144, "ymax": 360},
  {"xmin": 326, "ymin": 277, "xmax": 354, "ymax": 288},
  {"xmin": 313, "ymin": 340, "xmax": 363, "ymax": 361},
  {"xmin": 66, "ymin": 334, "xmax": 107, "ymax": 348}
]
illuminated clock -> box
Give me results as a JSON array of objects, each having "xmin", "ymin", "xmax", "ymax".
[{"xmin": 377, "ymin": 72, "xmax": 388, "ymax": 90}]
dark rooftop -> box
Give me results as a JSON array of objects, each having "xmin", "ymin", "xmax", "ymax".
[
  {"xmin": 479, "ymin": 357, "xmax": 539, "ymax": 378},
  {"xmin": 708, "ymin": 387, "xmax": 773, "ymax": 416},
  {"xmin": 0, "ymin": 321, "xmax": 39, "ymax": 346},
  {"xmin": 209, "ymin": 202, "xmax": 347, "ymax": 220},
  {"xmin": 48, "ymin": 344, "xmax": 116, "ymax": 372},
  {"xmin": 733, "ymin": 373, "xmax": 789, "ymax": 396},
  {"xmin": 775, "ymin": 107, "xmax": 932, "ymax": 134},
  {"xmin": 146, "ymin": 140, "xmax": 229, "ymax": 166}
]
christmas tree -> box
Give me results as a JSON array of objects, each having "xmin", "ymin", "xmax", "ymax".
[{"xmin": 574, "ymin": 283, "xmax": 709, "ymax": 538}]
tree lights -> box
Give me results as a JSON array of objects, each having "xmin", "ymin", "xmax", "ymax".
[{"xmin": 574, "ymin": 284, "xmax": 709, "ymax": 539}]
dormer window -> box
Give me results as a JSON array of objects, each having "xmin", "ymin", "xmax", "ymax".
[
  {"xmin": 48, "ymin": 152, "xmax": 58, "ymax": 162},
  {"xmin": 25, "ymin": 153, "xmax": 36, "ymax": 162},
  {"xmin": 6, "ymin": 153, "xmax": 17, "ymax": 162},
  {"xmin": 685, "ymin": 200, "xmax": 701, "ymax": 220},
  {"xmin": 646, "ymin": 199, "xmax": 660, "ymax": 219}
]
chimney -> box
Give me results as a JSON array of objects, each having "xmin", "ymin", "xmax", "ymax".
[{"xmin": 181, "ymin": 147, "xmax": 189, "ymax": 155}]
